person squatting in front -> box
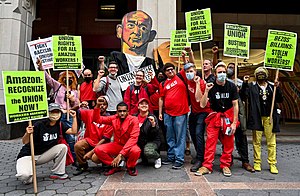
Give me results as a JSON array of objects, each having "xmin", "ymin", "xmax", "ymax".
[
  {"xmin": 15, "ymin": 103, "xmax": 78, "ymax": 184},
  {"xmin": 93, "ymin": 102, "xmax": 141, "ymax": 176},
  {"xmin": 135, "ymin": 98, "xmax": 162, "ymax": 169},
  {"xmin": 195, "ymin": 62, "xmax": 239, "ymax": 177},
  {"xmin": 73, "ymin": 96, "xmax": 113, "ymax": 176}
]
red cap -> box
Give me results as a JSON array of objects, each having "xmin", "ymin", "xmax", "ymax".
[{"xmin": 138, "ymin": 98, "xmax": 150, "ymax": 105}]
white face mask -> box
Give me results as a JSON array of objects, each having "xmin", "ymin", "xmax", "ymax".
[
  {"xmin": 49, "ymin": 112, "xmax": 61, "ymax": 122},
  {"xmin": 217, "ymin": 73, "xmax": 227, "ymax": 82}
]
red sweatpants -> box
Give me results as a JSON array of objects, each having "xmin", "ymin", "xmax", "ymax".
[
  {"xmin": 94, "ymin": 142, "xmax": 141, "ymax": 168},
  {"xmin": 202, "ymin": 122, "xmax": 234, "ymax": 171}
]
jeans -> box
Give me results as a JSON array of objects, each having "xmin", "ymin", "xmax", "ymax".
[
  {"xmin": 189, "ymin": 112, "xmax": 208, "ymax": 162},
  {"xmin": 60, "ymin": 113, "xmax": 76, "ymax": 162},
  {"xmin": 164, "ymin": 113, "xmax": 187, "ymax": 165}
]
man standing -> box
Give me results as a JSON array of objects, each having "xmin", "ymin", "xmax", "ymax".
[
  {"xmin": 93, "ymin": 61, "xmax": 123, "ymax": 115},
  {"xmin": 111, "ymin": 10, "xmax": 158, "ymax": 75},
  {"xmin": 241, "ymin": 67, "xmax": 283, "ymax": 174},
  {"xmin": 226, "ymin": 62, "xmax": 255, "ymax": 172},
  {"xmin": 73, "ymin": 96, "xmax": 113, "ymax": 175},
  {"xmin": 78, "ymin": 68, "xmax": 97, "ymax": 109},
  {"xmin": 195, "ymin": 62, "xmax": 239, "ymax": 177},
  {"xmin": 179, "ymin": 62, "xmax": 211, "ymax": 172},
  {"xmin": 159, "ymin": 63, "xmax": 189, "ymax": 169},
  {"xmin": 93, "ymin": 102, "xmax": 141, "ymax": 176}
]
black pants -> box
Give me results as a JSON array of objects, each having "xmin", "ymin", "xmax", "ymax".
[{"xmin": 234, "ymin": 126, "xmax": 249, "ymax": 163}]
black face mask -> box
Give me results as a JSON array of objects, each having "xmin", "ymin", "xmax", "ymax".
[
  {"xmin": 227, "ymin": 68, "xmax": 234, "ymax": 78},
  {"xmin": 84, "ymin": 77, "xmax": 92, "ymax": 83},
  {"xmin": 68, "ymin": 80, "xmax": 73, "ymax": 86},
  {"xmin": 256, "ymin": 73, "xmax": 267, "ymax": 81}
]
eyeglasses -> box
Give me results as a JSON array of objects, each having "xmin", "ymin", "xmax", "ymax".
[
  {"xmin": 109, "ymin": 66, "xmax": 118, "ymax": 69},
  {"xmin": 165, "ymin": 68, "xmax": 174, "ymax": 72},
  {"xmin": 117, "ymin": 110, "xmax": 127, "ymax": 112},
  {"xmin": 217, "ymin": 71, "xmax": 226, "ymax": 74}
]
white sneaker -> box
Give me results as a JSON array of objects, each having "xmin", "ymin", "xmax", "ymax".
[{"xmin": 154, "ymin": 158, "xmax": 162, "ymax": 169}]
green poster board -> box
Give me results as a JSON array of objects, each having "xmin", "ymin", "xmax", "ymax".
[
  {"xmin": 52, "ymin": 35, "xmax": 82, "ymax": 70},
  {"xmin": 264, "ymin": 29, "xmax": 297, "ymax": 71},
  {"xmin": 185, "ymin": 8, "xmax": 213, "ymax": 43},
  {"xmin": 169, "ymin": 30, "xmax": 191, "ymax": 57},
  {"xmin": 223, "ymin": 23, "xmax": 251, "ymax": 59},
  {"xmin": 2, "ymin": 71, "xmax": 48, "ymax": 124}
]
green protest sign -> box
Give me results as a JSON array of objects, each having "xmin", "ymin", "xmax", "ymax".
[
  {"xmin": 185, "ymin": 8, "xmax": 213, "ymax": 43},
  {"xmin": 264, "ymin": 29, "xmax": 297, "ymax": 71},
  {"xmin": 223, "ymin": 23, "xmax": 251, "ymax": 58},
  {"xmin": 169, "ymin": 30, "xmax": 191, "ymax": 57},
  {"xmin": 2, "ymin": 71, "xmax": 48, "ymax": 124},
  {"xmin": 52, "ymin": 35, "xmax": 82, "ymax": 70}
]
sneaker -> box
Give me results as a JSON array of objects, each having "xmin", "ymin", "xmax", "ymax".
[
  {"xmin": 253, "ymin": 163, "xmax": 261, "ymax": 172},
  {"xmin": 104, "ymin": 167, "xmax": 122, "ymax": 176},
  {"xmin": 73, "ymin": 163, "xmax": 88, "ymax": 176},
  {"xmin": 190, "ymin": 160, "xmax": 202, "ymax": 172},
  {"xmin": 172, "ymin": 162, "xmax": 183, "ymax": 170},
  {"xmin": 242, "ymin": 162, "xmax": 255, "ymax": 173},
  {"xmin": 162, "ymin": 159, "xmax": 173, "ymax": 165},
  {"xmin": 49, "ymin": 173, "xmax": 68, "ymax": 180},
  {"xmin": 154, "ymin": 158, "xmax": 162, "ymax": 169},
  {"xmin": 194, "ymin": 166, "xmax": 211, "ymax": 176},
  {"xmin": 222, "ymin": 167, "xmax": 232, "ymax": 177},
  {"xmin": 127, "ymin": 167, "xmax": 138, "ymax": 176},
  {"xmin": 270, "ymin": 164, "xmax": 278, "ymax": 174}
]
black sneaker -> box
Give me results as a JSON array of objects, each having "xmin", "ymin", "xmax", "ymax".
[
  {"xmin": 172, "ymin": 162, "xmax": 183, "ymax": 169},
  {"xmin": 73, "ymin": 164, "xmax": 88, "ymax": 176},
  {"xmin": 162, "ymin": 159, "xmax": 173, "ymax": 165},
  {"xmin": 190, "ymin": 160, "xmax": 202, "ymax": 172}
]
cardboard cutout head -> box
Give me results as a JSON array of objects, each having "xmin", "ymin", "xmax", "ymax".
[{"xmin": 117, "ymin": 10, "xmax": 157, "ymax": 56}]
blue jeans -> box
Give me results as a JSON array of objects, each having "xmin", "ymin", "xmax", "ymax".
[
  {"xmin": 60, "ymin": 113, "xmax": 76, "ymax": 162},
  {"xmin": 189, "ymin": 112, "xmax": 208, "ymax": 162},
  {"xmin": 164, "ymin": 113, "xmax": 187, "ymax": 164}
]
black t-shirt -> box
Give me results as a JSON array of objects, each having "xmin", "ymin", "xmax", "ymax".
[
  {"xmin": 208, "ymin": 81, "xmax": 239, "ymax": 112},
  {"xmin": 17, "ymin": 119, "xmax": 69, "ymax": 160}
]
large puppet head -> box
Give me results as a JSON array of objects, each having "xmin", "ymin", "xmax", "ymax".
[{"xmin": 116, "ymin": 10, "xmax": 157, "ymax": 56}]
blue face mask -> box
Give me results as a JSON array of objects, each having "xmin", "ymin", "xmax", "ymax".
[
  {"xmin": 186, "ymin": 72, "xmax": 194, "ymax": 80},
  {"xmin": 217, "ymin": 73, "xmax": 227, "ymax": 82}
]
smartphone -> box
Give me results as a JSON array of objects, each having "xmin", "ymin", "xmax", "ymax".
[{"xmin": 225, "ymin": 127, "xmax": 231, "ymax": 135}]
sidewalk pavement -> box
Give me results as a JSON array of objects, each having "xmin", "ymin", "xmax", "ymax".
[{"xmin": 0, "ymin": 123, "xmax": 300, "ymax": 196}]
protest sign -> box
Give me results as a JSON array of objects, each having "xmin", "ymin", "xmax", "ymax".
[
  {"xmin": 223, "ymin": 23, "xmax": 251, "ymax": 59},
  {"xmin": 27, "ymin": 37, "xmax": 53, "ymax": 70},
  {"xmin": 169, "ymin": 30, "xmax": 191, "ymax": 57},
  {"xmin": 185, "ymin": 8, "xmax": 212, "ymax": 43},
  {"xmin": 264, "ymin": 29, "xmax": 297, "ymax": 71},
  {"xmin": 52, "ymin": 35, "xmax": 82, "ymax": 70},
  {"xmin": 2, "ymin": 71, "xmax": 48, "ymax": 124},
  {"xmin": 117, "ymin": 65, "xmax": 155, "ymax": 91}
]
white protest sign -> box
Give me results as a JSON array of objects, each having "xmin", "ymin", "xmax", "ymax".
[
  {"xmin": 117, "ymin": 65, "xmax": 155, "ymax": 91},
  {"xmin": 27, "ymin": 37, "xmax": 53, "ymax": 70}
]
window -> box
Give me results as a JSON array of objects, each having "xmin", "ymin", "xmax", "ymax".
[{"xmin": 97, "ymin": 0, "xmax": 129, "ymax": 20}]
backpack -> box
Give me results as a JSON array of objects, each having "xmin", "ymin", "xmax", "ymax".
[{"xmin": 96, "ymin": 76, "xmax": 109, "ymax": 97}]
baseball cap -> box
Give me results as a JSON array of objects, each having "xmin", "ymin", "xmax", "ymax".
[
  {"xmin": 138, "ymin": 98, "xmax": 150, "ymax": 105},
  {"xmin": 163, "ymin": 63, "xmax": 175, "ymax": 72},
  {"xmin": 184, "ymin": 63, "xmax": 195, "ymax": 71},
  {"xmin": 214, "ymin": 61, "xmax": 227, "ymax": 69},
  {"xmin": 98, "ymin": 95, "xmax": 109, "ymax": 104},
  {"xmin": 48, "ymin": 103, "xmax": 62, "ymax": 112}
]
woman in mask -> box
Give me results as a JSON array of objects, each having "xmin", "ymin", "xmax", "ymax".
[
  {"xmin": 15, "ymin": 103, "xmax": 78, "ymax": 184},
  {"xmin": 37, "ymin": 58, "xmax": 79, "ymax": 163},
  {"xmin": 78, "ymin": 68, "xmax": 97, "ymax": 109}
]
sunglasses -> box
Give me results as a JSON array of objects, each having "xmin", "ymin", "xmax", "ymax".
[
  {"xmin": 84, "ymin": 74, "xmax": 92, "ymax": 77},
  {"xmin": 165, "ymin": 68, "xmax": 174, "ymax": 72},
  {"xmin": 217, "ymin": 71, "xmax": 226, "ymax": 74},
  {"xmin": 117, "ymin": 110, "xmax": 127, "ymax": 112}
]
